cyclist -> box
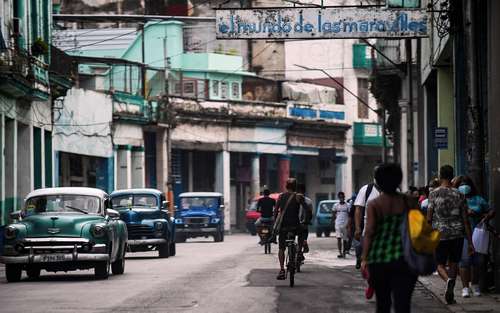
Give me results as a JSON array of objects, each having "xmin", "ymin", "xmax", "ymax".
[
  {"xmin": 274, "ymin": 178, "xmax": 306, "ymax": 280},
  {"xmin": 255, "ymin": 187, "xmax": 276, "ymax": 244},
  {"xmin": 297, "ymin": 183, "xmax": 313, "ymax": 260}
]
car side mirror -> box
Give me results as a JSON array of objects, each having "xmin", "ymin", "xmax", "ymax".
[
  {"xmin": 219, "ymin": 204, "xmax": 225, "ymax": 209},
  {"xmin": 106, "ymin": 209, "xmax": 120, "ymax": 219}
]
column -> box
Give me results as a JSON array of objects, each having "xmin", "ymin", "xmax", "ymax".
[
  {"xmin": 5, "ymin": 118, "xmax": 17, "ymax": 214},
  {"xmin": 17, "ymin": 122, "xmax": 33, "ymax": 201},
  {"xmin": 399, "ymin": 101, "xmax": 409, "ymax": 192},
  {"xmin": 251, "ymin": 153, "xmax": 260, "ymax": 197},
  {"xmin": 116, "ymin": 145, "xmax": 132, "ymax": 190},
  {"xmin": 131, "ymin": 147, "xmax": 145, "ymax": 188},
  {"xmin": 278, "ymin": 155, "xmax": 290, "ymax": 192},
  {"xmin": 155, "ymin": 128, "xmax": 169, "ymax": 193},
  {"xmin": 188, "ymin": 151, "xmax": 194, "ymax": 192},
  {"xmin": 215, "ymin": 150, "xmax": 230, "ymax": 232},
  {"xmin": 0, "ymin": 113, "xmax": 4, "ymax": 225}
]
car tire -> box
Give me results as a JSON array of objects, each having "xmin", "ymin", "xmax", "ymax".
[
  {"xmin": 111, "ymin": 246, "xmax": 126, "ymax": 275},
  {"xmin": 158, "ymin": 243, "xmax": 170, "ymax": 258},
  {"xmin": 95, "ymin": 260, "xmax": 110, "ymax": 279},
  {"xmin": 316, "ymin": 230, "xmax": 322, "ymax": 237},
  {"xmin": 5, "ymin": 264, "xmax": 22, "ymax": 282},
  {"xmin": 169, "ymin": 242, "xmax": 176, "ymax": 256},
  {"xmin": 26, "ymin": 266, "xmax": 41, "ymax": 279},
  {"xmin": 325, "ymin": 231, "xmax": 331, "ymax": 237}
]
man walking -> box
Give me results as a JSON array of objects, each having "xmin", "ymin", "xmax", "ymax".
[
  {"xmin": 333, "ymin": 192, "xmax": 350, "ymax": 258},
  {"xmin": 354, "ymin": 180, "xmax": 380, "ymax": 269},
  {"xmin": 427, "ymin": 165, "xmax": 474, "ymax": 304}
]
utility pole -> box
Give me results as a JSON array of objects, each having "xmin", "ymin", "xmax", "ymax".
[{"xmin": 406, "ymin": 38, "xmax": 414, "ymax": 189}]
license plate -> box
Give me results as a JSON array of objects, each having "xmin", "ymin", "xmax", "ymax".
[
  {"xmin": 40, "ymin": 254, "xmax": 66, "ymax": 263},
  {"xmin": 262, "ymin": 229, "xmax": 269, "ymax": 234}
]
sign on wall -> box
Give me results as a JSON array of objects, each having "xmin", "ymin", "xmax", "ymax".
[
  {"xmin": 216, "ymin": 7, "xmax": 428, "ymax": 39},
  {"xmin": 434, "ymin": 127, "xmax": 448, "ymax": 149}
]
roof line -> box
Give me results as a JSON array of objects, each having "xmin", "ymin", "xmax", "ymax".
[{"xmin": 53, "ymin": 14, "xmax": 216, "ymax": 23}]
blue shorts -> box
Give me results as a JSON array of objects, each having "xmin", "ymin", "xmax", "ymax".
[{"xmin": 460, "ymin": 239, "xmax": 483, "ymax": 267}]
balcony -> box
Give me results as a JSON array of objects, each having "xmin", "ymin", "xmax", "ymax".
[
  {"xmin": 112, "ymin": 91, "xmax": 151, "ymax": 124},
  {"xmin": 0, "ymin": 48, "xmax": 50, "ymax": 101},
  {"xmin": 287, "ymin": 104, "xmax": 345, "ymax": 122}
]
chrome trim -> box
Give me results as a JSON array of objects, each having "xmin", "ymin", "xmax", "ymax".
[
  {"xmin": 127, "ymin": 239, "xmax": 167, "ymax": 246},
  {"xmin": 0, "ymin": 253, "xmax": 109, "ymax": 264},
  {"xmin": 176, "ymin": 228, "xmax": 217, "ymax": 233},
  {"xmin": 23, "ymin": 238, "xmax": 90, "ymax": 244}
]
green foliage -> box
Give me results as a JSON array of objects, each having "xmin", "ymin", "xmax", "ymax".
[{"xmin": 31, "ymin": 38, "xmax": 48, "ymax": 56}]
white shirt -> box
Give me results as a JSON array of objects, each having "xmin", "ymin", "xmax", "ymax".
[
  {"xmin": 333, "ymin": 202, "xmax": 350, "ymax": 226},
  {"xmin": 354, "ymin": 184, "xmax": 380, "ymax": 235}
]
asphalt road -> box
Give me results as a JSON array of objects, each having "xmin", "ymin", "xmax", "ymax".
[{"xmin": 0, "ymin": 234, "xmax": 451, "ymax": 313}]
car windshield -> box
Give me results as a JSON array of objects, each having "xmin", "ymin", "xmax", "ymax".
[
  {"xmin": 181, "ymin": 197, "xmax": 219, "ymax": 210},
  {"xmin": 25, "ymin": 195, "xmax": 101, "ymax": 215},
  {"xmin": 112, "ymin": 194, "xmax": 158, "ymax": 209},
  {"xmin": 319, "ymin": 203, "xmax": 335, "ymax": 214}
]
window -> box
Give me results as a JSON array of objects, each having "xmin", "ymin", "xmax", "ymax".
[
  {"xmin": 357, "ymin": 78, "xmax": 369, "ymax": 119},
  {"xmin": 183, "ymin": 81, "xmax": 195, "ymax": 97},
  {"xmin": 212, "ymin": 80, "xmax": 219, "ymax": 97},
  {"xmin": 231, "ymin": 82, "xmax": 240, "ymax": 99},
  {"xmin": 221, "ymin": 82, "xmax": 229, "ymax": 99},
  {"xmin": 173, "ymin": 82, "xmax": 182, "ymax": 95}
]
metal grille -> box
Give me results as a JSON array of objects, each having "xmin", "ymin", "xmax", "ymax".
[
  {"xmin": 126, "ymin": 224, "xmax": 154, "ymax": 239},
  {"xmin": 185, "ymin": 217, "xmax": 209, "ymax": 224}
]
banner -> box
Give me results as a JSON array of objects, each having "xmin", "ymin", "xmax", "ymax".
[{"xmin": 216, "ymin": 7, "xmax": 428, "ymax": 39}]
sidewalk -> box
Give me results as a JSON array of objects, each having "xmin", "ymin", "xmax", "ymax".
[{"xmin": 419, "ymin": 273, "xmax": 500, "ymax": 313}]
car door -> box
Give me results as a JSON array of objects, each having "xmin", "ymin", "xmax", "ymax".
[{"xmin": 104, "ymin": 197, "xmax": 120, "ymax": 261}]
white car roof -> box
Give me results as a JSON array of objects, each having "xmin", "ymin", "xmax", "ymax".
[
  {"xmin": 179, "ymin": 192, "xmax": 223, "ymax": 198},
  {"xmin": 25, "ymin": 187, "xmax": 108, "ymax": 200}
]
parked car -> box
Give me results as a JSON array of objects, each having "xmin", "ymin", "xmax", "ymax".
[
  {"xmin": 1, "ymin": 187, "xmax": 128, "ymax": 282},
  {"xmin": 110, "ymin": 189, "xmax": 176, "ymax": 258},
  {"xmin": 245, "ymin": 193, "xmax": 280, "ymax": 236},
  {"xmin": 174, "ymin": 192, "xmax": 225, "ymax": 242},
  {"xmin": 315, "ymin": 200, "xmax": 338, "ymax": 237}
]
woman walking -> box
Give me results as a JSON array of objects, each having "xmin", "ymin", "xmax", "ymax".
[{"xmin": 361, "ymin": 164, "xmax": 418, "ymax": 313}]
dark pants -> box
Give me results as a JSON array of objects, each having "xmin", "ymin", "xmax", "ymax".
[{"xmin": 369, "ymin": 259, "xmax": 418, "ymax": 313}]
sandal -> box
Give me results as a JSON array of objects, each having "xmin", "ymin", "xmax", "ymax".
[{"xmin": 276, "ymin": 269, "xmax": 286, "ymax": 280}]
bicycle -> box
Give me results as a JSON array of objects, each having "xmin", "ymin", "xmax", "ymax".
[{"xmin": 285, "ymin": 230, "xmax": 298, "ymax": 287}]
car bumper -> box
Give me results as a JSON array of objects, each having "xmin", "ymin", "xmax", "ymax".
[
  {"xmin": 127, "ymin": 238, "xmax": 167, "ymax": 246},
  {"xmin": 0, "ymin": 253, "xmax": 109, "ymax": 264},
  {"xmin": 176, "ymin": 227, "xmax": 218, "ymax": 233}
]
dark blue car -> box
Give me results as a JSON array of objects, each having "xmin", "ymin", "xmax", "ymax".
[
  {"xmin": 175, "ymin": 192, "xmax": 225, "ymax": 243},
  {"xmin": 110, "ymin": 189, "xmax": 176, "ymax": 258}
]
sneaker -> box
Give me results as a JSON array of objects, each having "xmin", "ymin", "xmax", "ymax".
[
  {"xmin": 337, "ymin": 254, "xmax": 344, "ymax": 258},
  {"xmin": 472, "ymin": 285, "xmax": 481, "ymax": 297},
  {"xmin": 462, "ymin": 287, "xmax": 471, "ymax": 298},
  {"xmin": 445, "ymin": 279, "xmax": 456, "ymax": 304},
  {"xmin": 276, "ymin": 269, "xmax": 286, "ymax": 280}
]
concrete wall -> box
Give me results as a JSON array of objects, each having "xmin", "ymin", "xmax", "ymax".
[{"xmin": 437, "ymin": 67, "xmax": 455, "ymax": 168}]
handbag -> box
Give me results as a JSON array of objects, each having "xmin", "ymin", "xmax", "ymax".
[
  {"xmin": 407, "ymin": 208, "xmax": 441, "ymax": 254},
  {"xmin": 472, "ymin": 222, "xmax": 489, "ymax": 255},
  {"xmin": 401, "ymin": 197, "xmax": 438, "ymax": 276}
]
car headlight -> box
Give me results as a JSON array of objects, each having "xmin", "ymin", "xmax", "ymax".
[
  {"xmin": 154, "ymin": 222, "xmax": 164, "ymax": 231},
  {"xmin": 90, "ymin": 225, "xmax": 106, "ymax": 238},
  {"xmin": 174, "ymin": 218, "xmax": 183, "ymax": 224},
  {"xmin": 211, "ymin": 218, "xmax": 220, "ymax": 224},
  {"xmin": 4, "ymin": 226, "xmax": 18, "ymax": 240}
]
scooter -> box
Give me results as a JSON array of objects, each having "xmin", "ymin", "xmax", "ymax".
[{"xmin": 257, "ymin": 221, "xmax": 273, "ymax": 254}]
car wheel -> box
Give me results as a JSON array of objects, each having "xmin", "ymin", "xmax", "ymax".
[
  {"xmin": 26, "ymin": 266, "xmax": 41, "ymax": 279},
  {"xmin": 111, "ymin": 246, "xmax": 126, "ymax": 275},
  {"xmin": 158, "ymin": 243, "xmax": 170, "ymax": 258},
  {"xmin": 316, "ymin": 230, "xmax": 322, "ymax": 237},
  {"xmin": 169, "ymin": 242, "xmax": 176, "ymax": 256},
  {"xmin": 95, "ymin": 259, "xmax": 110, "ymax": 279},
  {"xmin": 5, "ymin": 264, "xmax": 22, "ymax": 282},
  {"xmin": 325, "ymin": 231, "xmax": 331, "ymax": 237}
]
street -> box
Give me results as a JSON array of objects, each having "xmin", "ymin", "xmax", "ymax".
[{"xmin": 0, "ymin": 234, "xmax": 450, "ymax": 313}]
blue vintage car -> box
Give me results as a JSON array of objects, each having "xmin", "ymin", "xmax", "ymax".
[
  {"xmin": 175, "ymin": 192, "xmax": 225, "ymax": 242},
  {"xmin": 110, "ymin": 189, "xmax": 176, "ymax": 258},
  {"xmin": 315, "ymin": 200, "xmax": 338, "ymax": 237}
]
